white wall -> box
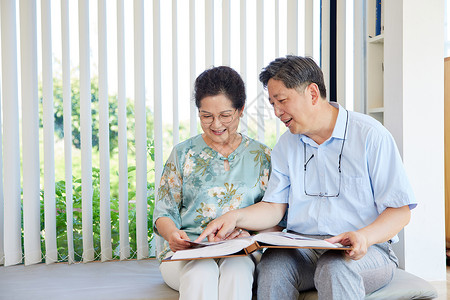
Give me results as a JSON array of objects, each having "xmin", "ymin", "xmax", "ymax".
[{"xmin": 384, "ymin": 0, "xmax": 446, "ymax": 281}]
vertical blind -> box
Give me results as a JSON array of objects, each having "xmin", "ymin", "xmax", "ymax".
[
  {"xmin": 61, "ymin": 0, "xmax": 74, "ymax": 264},
  {"xmin": 2, "ymin": 0, "xmax": 22, "ymax": 267},
  {"xmin": 98, "ymin": 0, "xmax": 112, "ymax": 262},
  {"xmin": 0, "ymin": 0, "xmax": 356, "ymax": 267},
  {"xmin": 117, "ymin": 0, "xmax": 130, "ymax": 261},
  {"xmin": 41, "ymin": 0, "xmax": 58, "ymax": 264},
  {"xmin": 20, "ymin": 0, "xmax": 41, "ymax": 266}
]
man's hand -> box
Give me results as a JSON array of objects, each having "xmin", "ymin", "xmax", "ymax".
[
  {"xmin": 195, "ymin": 210, "xmax": 239, "ymax": 242},
  {"xmin": 326, "ymin": 231, "xmax": 369, "ymax": 260},
  {"xmin": 326, "ymin": 206, "xmax": 411, "ymax": 260},
  {"xmin": 168, "ymin": 229, "xmax": 191, "ymax": 252}
]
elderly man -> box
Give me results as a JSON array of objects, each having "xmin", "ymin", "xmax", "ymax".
[{"xmin": 196, "ymin": 55, "xmax": 416, "ymax": 300}]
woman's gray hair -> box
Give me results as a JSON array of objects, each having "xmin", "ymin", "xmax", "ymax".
[
  {"xmin": 259, "ymin": 55, "xmax": 327, "ymax": 98},
  {"xmin": 194, "ymin": 66, "xmax": 246, "ymax": 110}
]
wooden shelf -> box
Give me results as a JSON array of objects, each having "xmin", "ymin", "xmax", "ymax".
[
  {"xmin": 368, "ymin": 107, "xmax": 384, "ymax": 113},
  {"xmin": 368, "ymin": 34, "xmax": 384, "ymax": 44}
]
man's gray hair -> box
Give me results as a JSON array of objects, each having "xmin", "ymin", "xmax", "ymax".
[{"xmin": 259, "ymin": 55, "xmax": 327, "ymax": 98}]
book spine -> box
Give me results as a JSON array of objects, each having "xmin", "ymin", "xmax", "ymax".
[
  {"xmin": 244, "ymin": 242, "xmax": 260, "ymax": 254},
  {"xmin": 380, "ymin": 0, "xmax": 384, "ymax": 34},
  {"xmin": 375, "ymin": 0, "xmax": 382, "ymax": 36}
]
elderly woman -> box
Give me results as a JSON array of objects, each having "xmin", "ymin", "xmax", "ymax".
[{"xmin": 153, "ymin": 66, "xmax": 271, "ymax": 299}]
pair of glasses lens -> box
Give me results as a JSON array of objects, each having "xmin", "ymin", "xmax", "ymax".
[
  {"xmin": 303, "ymin": 110, "xmax": 348, "ymax": 198},
  {"xmin": 199, "ymin": 109, "xmax": 237, "ymax": 125}
]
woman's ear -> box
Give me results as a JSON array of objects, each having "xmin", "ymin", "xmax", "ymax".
[{"xmin": 239, "ymin": 105, "xmax": 245, "ymax": 117}]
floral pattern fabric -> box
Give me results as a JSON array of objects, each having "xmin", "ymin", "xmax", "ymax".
[{"xmin": 153, "ymin": 134, "xmax": 271, "ymax": 261}]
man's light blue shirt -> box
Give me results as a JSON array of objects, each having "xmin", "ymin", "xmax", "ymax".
[{"xmin": 263, "ymin": 103, "xmax": 416, "ymax": 238}]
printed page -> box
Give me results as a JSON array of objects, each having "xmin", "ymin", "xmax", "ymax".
[
  {"xmin": 254, "ymin": 232, "xmax": 339, "ymax": 248},
  {"xmin": 170, "ymin": 237, "xmax": 255, "ymax": 260},
  {"xmin": 182, "ymin": 239, "xmax": 226, "ymax": 249}
]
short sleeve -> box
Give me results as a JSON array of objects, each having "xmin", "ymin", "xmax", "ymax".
[
  {"xmin": 152, "ymin": 147, "xmax": 183, "ymax": 236},
  {"xmin": 368, "ymin": 128, "xmax": 416, "ymax": 213},
  {"xmin": 263, "ymin": 135, "xmax": 291, "ymax": 204}
]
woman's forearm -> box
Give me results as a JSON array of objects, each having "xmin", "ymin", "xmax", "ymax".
[{"xmin": 155, "ymin": 217, "xmax": 179, "ymax": 241}]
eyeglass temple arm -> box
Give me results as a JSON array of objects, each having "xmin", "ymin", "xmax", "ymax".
[{"xmin": 304, "ymin": 154, "xmax": 314, "ymax": 171}]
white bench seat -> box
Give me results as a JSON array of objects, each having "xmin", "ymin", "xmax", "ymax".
[
  {"xmin": 0, "ymin": 259, "xmax": 178, "ymax": 300},
  {"xmin": 299, "ymin": 268, "xmax": 438, "ymax": 300},
  {"xmin": 0, "ymin": 259, "xmax": 438, "ymax": 300}
]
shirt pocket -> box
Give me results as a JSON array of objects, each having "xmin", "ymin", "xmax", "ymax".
[{"xmin": 340, "ymin": 175, "xmax": 373, "ymax": 206}]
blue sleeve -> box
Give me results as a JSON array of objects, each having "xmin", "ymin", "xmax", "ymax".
[
  {"xmin": 367, "ymin": 127, "xmax": 417, "ymax": 213},
  {"xmin": 263, "ymin": 134, "xmax": 291, "ymax": 204}
]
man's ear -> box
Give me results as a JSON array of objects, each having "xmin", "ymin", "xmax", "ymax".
[{"xmin": 307, "ymin": 83, "xmax": 321, "ymax": 105}]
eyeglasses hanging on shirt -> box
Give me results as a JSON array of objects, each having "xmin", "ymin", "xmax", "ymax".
[{"xmin": 303, "ymin": 109, "xmax": 348, "ymax": 198}]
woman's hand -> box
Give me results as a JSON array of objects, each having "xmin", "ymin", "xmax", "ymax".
[
  {"xmin": 168, "ymin": 229, "xmax": 192, "ymax": 252},
  {"xmin": 155, "ymin": 217, "xmax": 192, "ymax": 252},
  {"xmin": 224, "ymin": 228, "xmax": 250, "ymax": 240}
]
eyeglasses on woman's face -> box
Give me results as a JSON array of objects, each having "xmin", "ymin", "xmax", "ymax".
[{"xmin": 199, "ymin": 109, "xmax": 238, "ymax": 125}]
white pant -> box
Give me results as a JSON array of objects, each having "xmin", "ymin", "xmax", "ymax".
[{"xmin": 159, "ymin": 254, "xmax": 255, "ymax": 300}]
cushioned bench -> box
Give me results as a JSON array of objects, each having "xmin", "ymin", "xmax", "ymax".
[
  {"xmin": 298, "ymin": 268, "xmax": 438, "ymax": 300},
  {"xmin": 0, "ymin": 259, "xmax": 438, "ymax": 300},
  {"xmin": 0, "ymin": 259, "xmax": 179, "ymax": 300}
]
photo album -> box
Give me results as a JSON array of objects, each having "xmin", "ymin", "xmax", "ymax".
[{"xmin": 164, "ymin": 231, "xmax": 350, "ymax": 262}]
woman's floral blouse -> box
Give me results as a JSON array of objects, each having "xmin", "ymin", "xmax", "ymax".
[{"xmin": 153, "ymin": 134, "xmax": 271, "ymax": 261}]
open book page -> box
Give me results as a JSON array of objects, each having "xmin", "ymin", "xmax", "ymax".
[
  {"xmin": 164, "ymin": 231, "xmax": 348, "ymax": 261},
  {"xmin": 182, "ymin": 239, "xmax": 225, "ymax": 249},
  {"xmin": 253, "ymin": 232, "xmax": 340, "ymax": 248},
  {"xmin": 170, "ymin": 237, "xmax": 255, "ymax": 260}
]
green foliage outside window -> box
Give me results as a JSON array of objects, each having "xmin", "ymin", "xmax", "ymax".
[
  {"xmin": 39, "ymin": 160, "xmax": 155, "ymax": 262},
  {"xmin": 35, "ymin": 73, "xmax": 156, "ymax": 262},
  {"xmin": 51, "ymin": 75, "xmax": 154, "ymax": 152}
]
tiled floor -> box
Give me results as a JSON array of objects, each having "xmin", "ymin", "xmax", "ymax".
[{"xmin": 429, "ymin": 266, "xmax": 450, "ymax": 299}]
